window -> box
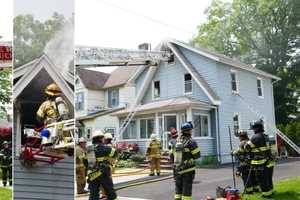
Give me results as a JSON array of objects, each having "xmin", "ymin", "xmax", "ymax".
[
  {"xmin": 86, "ymin": 128, "xmax": 92, "ymax": 140},
  {"xmin": 184, "ymin": 73, "xmax": 192, "ymax": 94},
  {"xmin": 257, "ymin": 78, "xmax": 263, "ymax": 97},
  {"xmin": 233, "ymin": 114, "xmax": 240, "ymax": 137},
  {"xmin": 75, "ymin": 92, "xmax": 84, "ymax": 111},
  {"xmin": 168, "ymin": 54, "xmax": 175, "ymax": 65},
  {"xmin": 231, "ymin": 71, "xmax": 238, "ymax": 93},
  {"xmin": 108, "ymin": 88, "xmax": 119, "ymax": 108},
  {"xmin": 140, "ymin": 118, "xmax": 155, "ymax": 139},
  {"xmin": 153, "ymin": 81, "xmax": 160, "ymax": 99},
  {"xmin": 122, "ymin": 120, "xmax": 137, "ymax": 139},
  {"xmin": 193, "ymin": 114, "xmax": 210, "ymax": 137}
]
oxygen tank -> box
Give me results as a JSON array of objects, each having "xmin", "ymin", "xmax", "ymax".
[
  {"xmin": 174, "ymin": 139, "xmax": 183, "ymax": 166},
  {"xmin": 55, "ymin": 97, "xmax": 69, "ymax": 120}
]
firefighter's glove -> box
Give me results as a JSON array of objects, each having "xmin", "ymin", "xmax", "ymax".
[{"xmin": 235, "ymin": 171, "xmax": 241, "ymax": 178}]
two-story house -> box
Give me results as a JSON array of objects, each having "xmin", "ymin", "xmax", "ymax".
[
  {"xmin": 112, "ymin": 39, "xmax": 280, "ymax": 163},
  {"xmin": 75, "ymin": 66, "xmax": 140, "ymax": 140}
]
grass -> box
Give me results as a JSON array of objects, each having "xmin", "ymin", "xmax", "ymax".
[
  {"xmin": 243, "ymin": 176, "xmax": 300, "ymax": 200},
  {"xmin": 0, "ymin": 187, "xmax": 12, "ymax": 200}
]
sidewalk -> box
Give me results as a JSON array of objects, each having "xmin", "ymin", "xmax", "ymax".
[{"xmin": 76, "ymin": 168, "xmax": 172, "ymax": 199}]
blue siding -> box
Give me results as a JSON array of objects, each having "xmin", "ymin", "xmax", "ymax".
[
  {"xmin": 216, "ymin": 63, "xmax": 276, "ymax": 163},
  {"xmin": 136, "ymin": 57, "xmax": 210, "ymax": 105}
]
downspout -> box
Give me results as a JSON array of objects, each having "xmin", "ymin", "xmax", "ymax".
[{"xmin": 216, "ymin": 107, "xmax": 221, "ymax": 163}]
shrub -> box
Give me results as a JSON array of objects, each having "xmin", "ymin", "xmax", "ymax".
[
  {"xmin": 115, "ymin": 160, "xmax": 137, "ymax": 168},
  {"xmin": 130, "ymin": 154, "xmax": 145, "ymax": 164}
]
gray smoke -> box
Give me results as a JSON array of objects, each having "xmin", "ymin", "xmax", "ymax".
[{"xmin": 44, "ymin": 16, "xmax": 74, "ymax": 76}]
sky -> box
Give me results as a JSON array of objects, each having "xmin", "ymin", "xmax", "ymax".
[
  {"xmin": 75, "ymin": 0, "xmax": 213, "ymax": 49},
  {"xmin": 0, "ymin": 0, "xmax": 13, "ymax": 41}
]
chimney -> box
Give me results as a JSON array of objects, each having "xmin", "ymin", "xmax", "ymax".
[{"xmin": 138, "ymin": 43, "xmax": 151, "ymax": 51}]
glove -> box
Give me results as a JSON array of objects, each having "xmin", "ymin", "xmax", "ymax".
[{"xmin": 235, "ymin": 171, "xmax": 241, "ymax": 177}]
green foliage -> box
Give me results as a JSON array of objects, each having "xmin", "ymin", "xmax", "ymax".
[
  {"xmin": 130, "ymin": 154, "xmax": 145, "ymax": 164},
  {"xmin": 115, "ymin": 160, "xmax": 138, "ymax": 169},
  {"xmin": 0, "ymin": 71, "xmax": 11, "ymax": 120},
  {"xmin": 13, "ymin": 13, "xmax": 65, "ymax": 67},
  {"xmin": 284, "ymin": 119, "xmax": 300, "ymax": 155},
  {"xmin": 196, "ymin": 156, "xmax": 219, "ymax": 167},
  {"xmin": 193, "ymin": 0, "xmax": 300, "ymax": 125},
  {"xmin": 244, "ymin": 176, "xmax": 300, "ymax": 199},
  {"xmin": 0, "ymin": 187, "xmax": 12, "ymax": 199}
]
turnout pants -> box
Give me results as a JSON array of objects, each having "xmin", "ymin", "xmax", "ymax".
[
  {"xmin": 240, "ymin": 166, "xmax": 255, "ymax": 193},
  {"xmin": 150, "ymin": 157, "xmax": 160, "ymax": 174},
  {"xmin": 88, "ymin": 169, "xmax": 118, "ymax": 200},
  {"xmin": 254, "ymin": 164, "xmax": 274, "ymax": 197},
  {"xmin": 175, "ymin": 171, "xmax": 195, "ymax": 200},
  {"xmin": 76, "ymin": 166, "xmax": 86, "ymax": 194},
  {"xmin": 2, "ymin": 166, "xmax": 12, "ymax": 186}
]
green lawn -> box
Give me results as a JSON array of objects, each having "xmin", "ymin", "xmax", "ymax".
[
  {"xmin": 0, "ymin": 187, "xmax": 12, "ymax": 199},
  {"xmin": 243, "ymin": 177, "xmax": 300, "ymax": 200}
]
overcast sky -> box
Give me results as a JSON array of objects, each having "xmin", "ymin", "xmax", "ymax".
[
  {"xmin": 75, "ymin": 0, "xmax": 213, "ymax": 49},
  {"xmin": 0, "ymin": 0, "xmax": 13, "ymax": 41}
]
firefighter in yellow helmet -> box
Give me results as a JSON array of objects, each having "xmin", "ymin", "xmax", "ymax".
[
  {"xmin": 36, "ymin": 83, "xmax": 69, "ymax": 125},
  {"xmin": 76, "ymin": 137, "xmax": 88, "ymax": 194},
  {"xmin": 146, "ymin": 133, "xmax": 161, "ymax": 176}
]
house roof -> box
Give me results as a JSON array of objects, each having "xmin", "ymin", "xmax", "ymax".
[
  {"xmin": 77, "ymin": 68, "xmax": 109, "ymax": 90},
  {"xmin": 167, "ymin": 38, "xmax": 281, "ymax": 80},
  {"xmin": 113, "ymin": 96, "xmax": 214, "ymax": 116},
  {"xmin": 77, "ymin": 107, "xmax": 125, "ymax": 121},
  {"xmin": 103, "ymin": 66, "xmax": 139, "ymax": 88},
  {"xmin": 13, "ymin": 54, "xmax": 74, "ymax": 104}
]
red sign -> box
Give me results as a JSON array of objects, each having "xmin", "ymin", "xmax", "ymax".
[{"xmin": 0, "ymin": 46, "xmax": 12, "ymax": 61}]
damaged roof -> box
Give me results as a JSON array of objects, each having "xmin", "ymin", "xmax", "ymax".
[{"xmin": 77, "ymin": 68, "xmax": 109, "ymax": 90}]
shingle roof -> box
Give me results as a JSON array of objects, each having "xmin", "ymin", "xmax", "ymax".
[
  {"xmin": 77, "ymin": 68, "xmax": 109, "ymax": 90},
  {"xmin": 103, "ymin": 66, "xmax": 139, "ymax": 88}
]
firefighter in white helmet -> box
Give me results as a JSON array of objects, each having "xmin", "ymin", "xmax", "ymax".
[
  {"xmin": 146, "ymin": 133, "xmax": 161, "ymax": 176},
  {"xmin": 76, "ymin": 137, "xmax": 88, "ymax": 194},
  {"xmin": 88, "ymin": 130, "xmax": 118, "ymax": 200}
]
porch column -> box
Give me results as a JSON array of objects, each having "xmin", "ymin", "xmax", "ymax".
[
  {"xmin": 186, "ymin": 107, "xmax": 193, "ymax": 122},
  {"xmin": 155, "ymin": 112, "xmax": 159, "ymax": 135}
]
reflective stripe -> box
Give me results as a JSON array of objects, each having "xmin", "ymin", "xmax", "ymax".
[
  {"xmin": 262, "ymin": 189, "xmax": 273, "ymax": 196},
  {"xmin": 251, "ymin": 146, "xmax": 269, "ymax": 152},
  {"xmin": 247, "ymin": 140, "xmax": 255, "ymax": 148},
  {"xmin": 191, "ymin": 147, "xmax": 200, "ymax": 155},
  {"xmin": 182, "ymin": 196, "xmax": 192, "ymax": 200},
  {"xmin": 178, "ymin": 167, "xmax": 196, "ymax": 175},
  {"xmin": 174, "ymin": 194, "xmax": 181, "ymax": 199},
  {"xmin": 183, "ymin": 148, "xmax": 190, "ymax": 152},
  {"xmin": 266, "ymin": 161, "xmax": 275, "ymax": 168},
  {"xmin": 251, "ymin": 159, "xmax": 267, "ymax": 165},
  {"xmin": 37, "ymin": 109, "xmax": 44, "ymax": 118},
  {"xmin": 88, "ymin": 170, "xmax": 102, "ymax": 181},
  {"xmin": 109, "ymin": 148, "xmax": 116, "ymax": 157},
  {"xmin": 96, "ymin": 157, "xmax": 105, "ymax": 162}
]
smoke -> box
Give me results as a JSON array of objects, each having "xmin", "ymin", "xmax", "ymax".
[{"xmin": 44, "ymin": 16, "xmax": 74, "ymax": 76}]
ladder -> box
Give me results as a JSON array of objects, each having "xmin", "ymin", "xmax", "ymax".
[
  {"xmin": 117, "ymin": 105, "xmax": 140, "ymax": 141},
  {"xmin": 75, "ymin": 46, "xmax": 172, "ymax": 66},
  {"xmin": 277, "ymin": 128, "xmax": 300, "ymax": 155}
]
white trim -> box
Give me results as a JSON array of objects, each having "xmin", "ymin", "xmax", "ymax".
[
  {"xmin": 230, "ymin": 69, "xmax": 239, "ymax": 94},
  {"xmin": 139, "ymin": 117, "xmax": 155, "ymax": 139},
  {"xmin": 152, "ymin": 80, "xmax": 161, "ymax": 100},
  {"xmin": 257, "ymin": 77, "xmax": 264, "ymax": 98},
  {"xmin": 192, "ymin": 112, "xmax": 211, "ymax": 138}
]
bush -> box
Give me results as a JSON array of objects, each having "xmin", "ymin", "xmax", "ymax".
[
  {"xmin": 196, "ymin": 155, "xmax": 219, "ymax": 167},
  {"xmin": 130, "ymin": 154, "xmax": 145, "ymax": 164},
  {"xmin": 278, "ymin": 119, "xmax": 300, "ymax": 156},
  {"xmin": 115, "ymin": 160, "xmax": 138, "ymax": 168}
]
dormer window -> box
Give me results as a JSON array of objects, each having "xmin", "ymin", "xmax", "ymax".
[
  {"xmin": 231, "ymin": 70, "xmax": 238, "ymax": 93},
  {"xmin": 153, "ymin": 80, "xmax": 160, "ymax": 99},
  {"xmin": 184, "ymin": 73, "xmax": 192, "ymax": 94},
  {"xmin": 108, "ymin": 88, "xmax": 119, "ymax": 108}
]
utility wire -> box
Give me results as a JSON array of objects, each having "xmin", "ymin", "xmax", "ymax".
[{"xmin": 97, "ymin": 0, "xmax": 195, "ymax": 35}]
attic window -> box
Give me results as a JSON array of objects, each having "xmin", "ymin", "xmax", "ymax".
[
  {"xmin": 167, "ymin": 54, "xmax": 175, "ymax": 65},
  {"xmin": 184, "ymin": 73, "xmax": 192, "ymax": 94},
  {"xmin": 153, "ymin": 80, "xmax": 160, "ymax": 99},
  {"xmin": 231, "ymin": 70, "xmax": 238, "ymax": 93}
]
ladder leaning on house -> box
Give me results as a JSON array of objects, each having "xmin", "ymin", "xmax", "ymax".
[{"xmin": 277, "ymin": 128, "xmax": 300, "ymax": 155}]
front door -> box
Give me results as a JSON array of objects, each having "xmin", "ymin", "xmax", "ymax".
[{"xmin": 162, "ymin": 114, "xmax": 177, "ymax": 150}]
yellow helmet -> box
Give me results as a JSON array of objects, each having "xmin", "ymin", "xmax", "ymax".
[{"xmin": 45, "ymin": 83, "xmax": 62, "ymax": 97}]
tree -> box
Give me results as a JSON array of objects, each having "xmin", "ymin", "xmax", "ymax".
[
  {"xmin": 192, "ymin": 0, "xmax": 300, "ymax": 125},
  {"xmin": 0, "ymin": 71, "xmax": 12, "ymax": 120},
  {"xmin": 13, "ymin": 13, "xmax": 65, "ymax": 67}
]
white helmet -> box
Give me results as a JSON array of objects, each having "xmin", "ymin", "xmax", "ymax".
[
  {"xmin": 104, "ymin": 133, "xmax": 113, "ymax": 140},
  {"xmin": 150, "ymin": 134, "xmax": 157, "ymax": 140},
  {"xmin": 92, "ymin": 130, "xmax": 105, "ymax": 139},
  {"xmin": 78, "ymin": 137, "xmax": 86, "ymax": 143}
]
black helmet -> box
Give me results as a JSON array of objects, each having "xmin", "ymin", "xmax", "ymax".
[
  {"xmin": 250, "ymin": 119, "xmax": 264, "ymax": 132},
  {"xmin": 238, "ymin": 130, "xmax": 249, "ymax": 140}
]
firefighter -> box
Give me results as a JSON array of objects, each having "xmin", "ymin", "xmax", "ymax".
[
  {"xmin": 37, "ymin": 83, "xmax": 69, "ymax": 125},
  {"xmin": 0, "ymin": 141, "xmax": 12, "ymax": 187},
  {"xmin": 104, "ymin": 133, "xmax": 117, "ymax": 173},
  {"xmin": 246, "ymin": 119, "xmax": 275, "ymax": 198},
  {"xmin": 88, "ymin": 130, "xmax": 118, "ymax": 200},
  {"xmin": 168, "ymin": 128, "xmax": 178, "ymax": 164},
  {"xmin": 146, "ymin": 134, "xmax": 161, "ymax": 176},
  {"xmin": 174, "ymin": 122, "xmax": 200, "ymax": 200},
  {"xmin": 76, "ymin": 137, "xmax": 88, "ymax": 194},
  {"xmin": 232, "ymin": 131, "xmax": 255, "ymax": 194}
]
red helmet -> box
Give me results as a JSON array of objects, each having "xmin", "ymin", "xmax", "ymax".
[{"xmin": 170, "ymin": 128, "xmax": 178, "ymax": 138}]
